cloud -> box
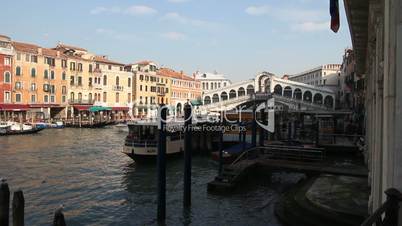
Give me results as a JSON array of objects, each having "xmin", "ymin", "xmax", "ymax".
[
  {"xmin": 90, "ymin": 5, "xmax": 157, "ymax": 16},
  {"xmin": 161, "ymin": 32, "xmax": 187, "ymax": 41},
  {"xmin": 162, "ymin": 12, "xmax": 217, "ymax": 28},
  {"xmin": 167, "ymin": 0, "xmax": 190, "ymax": 3},
  {"xmin": 245, "ymin": 5, "xmax": 271, "ymax": 16},
  {"xmin": 291, "ymin": 21, "xmax": 329, "ymax": 32}
]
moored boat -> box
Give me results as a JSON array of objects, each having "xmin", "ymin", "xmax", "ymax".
[
  {"xmin": 0, "ymin": 122, "xmax": 44, "ymax": 136},
  {"xmin": 122, "ymin": 120, "xmax": 184, "ymax": 162}
]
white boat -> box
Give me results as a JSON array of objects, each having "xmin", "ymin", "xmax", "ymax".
[
  {"xmin": 0, "ymin": 121, "xmax": 43, "ymax": 135},
  {"xmin": 122, "ymin": 120, "xmax": 184, "ymax": 161},
  {"xmin": 115, "ymin": 122, "xmax": 129, "ymax": 133}
]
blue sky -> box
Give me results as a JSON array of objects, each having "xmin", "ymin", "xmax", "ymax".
[{"xmin": 0, "ymin": 0, "xmax": 351, "ymax": 81}]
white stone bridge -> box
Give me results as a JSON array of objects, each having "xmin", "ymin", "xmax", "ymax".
[{"xmin": 199, "ymin": 72, "xmax": 336, "ymax": 112}]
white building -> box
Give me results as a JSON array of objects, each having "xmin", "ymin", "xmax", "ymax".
[
  {"xmin": 194, "ymin": 71, "xmax": 231, "ymax": 94},
  {"xmin": 289, "ymin": 64, "xmax": 341, "ymax": 86}
]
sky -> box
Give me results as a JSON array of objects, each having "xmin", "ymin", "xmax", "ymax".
[{"xmin": 0, "ymin": 0, "xmax": 351, "ymax": 82}]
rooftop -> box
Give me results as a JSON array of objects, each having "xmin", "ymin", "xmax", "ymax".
[{"xmin": 158, "ymin": 68, "xmax": 195, "ymax": 81}]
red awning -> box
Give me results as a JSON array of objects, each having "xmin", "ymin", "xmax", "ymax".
[
  {"xmin": 29, "ymin": 104, "xmax": 61, "ymax": 108},
  {"xmin": 73, "ymin": 105, "xmax": 90, "ymax": 111},
  {"xmin": 112, "ymin": 107, "xmax": 129, "ymax": 111},
  {"xmin": 0, "ymin": 104, "xmax": 30, "ymax": 111}
]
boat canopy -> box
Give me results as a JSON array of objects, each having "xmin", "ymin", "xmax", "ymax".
[
  {"xmin": 190, "ymin": 99, "xmax": 202, "ymax": 106},
  {"xmin": 89, "ymin": 106, "xmax": 112, "ymax": 112}
]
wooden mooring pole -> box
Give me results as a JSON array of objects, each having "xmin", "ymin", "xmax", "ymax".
[
  {"xmin": 251, "ymin": 104, "xmax": 257, "ymax": 147},
  {"xmin": 12, "ymin": 190, "xmax": 24, "ymax": 226},
  {"xmin": 183, "ymin": 103, "xmax": 192, "ymax": 208},
  {"xmin": 259, "ymin": 108, "xmax": 266, "ymax": 147},
  {"xmin": 218, "ymin": 111, "xmax": 224, "ymax": 175},
  {"xmin": 157, "ymin": 104, "xmax": 167, "ymax": 222},
  {"xmin": 52, "ymin": 206, "xmax": 66, "ymax": 226},
  {"xmin": 0, "ymin": 179, "xmax": 10, "ymax": 226}
]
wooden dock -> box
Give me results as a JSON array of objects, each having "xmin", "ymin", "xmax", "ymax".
[{"xmin": 207, "ymin": 145, "xmax": 368, "ymax": 193}]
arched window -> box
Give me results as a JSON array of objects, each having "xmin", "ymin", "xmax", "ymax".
[
  {"xmin": 70, "ymin": 92, "xmax": 75, "ymax": 101},
  {"xmin": 221, "ymin": 92, "xmax": 228, "ymax": 101},
  {"xmin": 204, "ymin": 96, "xmax": 211, "ymax": 105},
  {"xmin": 78, "ymin": 92, "xmax": 82, "ymax": 101},
  {"xmin": 283, "ymin": 86, "xmax": 292, "ymax": 98},
  {"xmin": 212, "ymin": 94, "xmax": 219, "ymax": 103},
  {"xmin": 16, "ymin": 66, "xmax": 21, "ymax": 76},
  {"xmin": 103, "ymin": 75, "xmax": 107, "ymax": 86},
  {"xmin": 116, "ymin": 92, "xmax": 119, "ymax": 103},
  {"xmin": 313, "ymin": 93, "xmax": 323, "ymax": 105},
  {"xmin": 294, "ymin": 88, "xmax": 302, "ymax": 100},
  {"xmin": 62, "ymin": 72, "xmax": 66, "ymax": 80},
  {"xmin": 44, "ymin": 70, "xmax": 49, "ymax": 79},
  {"xmin": 238, "ymin": 87, "xmax": 245, "ymax": 97},
  {"xmin": 31, "ymin": 68, "xmax": 36, "ymax": 77},
  {"xmin": 4, "ymin": 72, "xmax": 11, "ymax": 83},
  {"xmin": 50, "ymin": 71, "xmax": 55, "ymax": 80},
  {"xmin": 274, "ymin": 84, "xmax": 283, "ymax": 95},
  {"xmin": 324, "ymin": 96, "xmax": 334, "ymax": 108},
  {"xmin": 116, "ymin": 76, "xmax": 120, "ymax": 86},
  {"xmin": 246, "ymin": 85, "xmax": 255, "ymax": 95},
  {"xmin": 303, "ymin": 91, "xmax": 312, "ymax": 102},
  {"xmin": 229, "ymin": 90, "xmax": 236, "ymax": 99}
]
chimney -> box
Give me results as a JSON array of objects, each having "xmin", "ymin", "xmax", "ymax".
[
  {"xmin": 56, "ymin": 51, "xmax": 60, "ymax": 57},
  {"xmin": 38, "ymin": 48, "xmax": 42, "ymax": 55}
]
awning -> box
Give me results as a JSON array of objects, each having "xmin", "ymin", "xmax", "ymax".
[
  {"xmin": 112, "ymin": 107, "xmax": 129, "ymax": 111},
  {"xmin": 0, "ymin": 104, "xmax": 30, "ymax": 111},
  {"xmin": 190, "ymin": 100, "xmax": 202, "ymax": 106},
  {"xmin": 74, "ymin": 105, "xmax": 91, "ymax": 111},
  {"xmin": 89, "ymin": 106, "xmax": 112, "ymax": 112},
  {"xmin": 29, "ymin": 104, "xmax": 61, "ymax": 108}
]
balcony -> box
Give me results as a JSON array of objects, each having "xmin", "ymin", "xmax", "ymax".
[
  {"xmin": 68, "ymin": 99, "xmax": 95, "ymax": 105},
  {"xmin": 113, "ymin": 85, "xmax": 124, "ymax": 91}
]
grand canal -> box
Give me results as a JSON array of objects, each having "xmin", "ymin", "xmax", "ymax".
[{"xmin": 0, "ymin": 128, "xmax": 301, "ymax": 226}]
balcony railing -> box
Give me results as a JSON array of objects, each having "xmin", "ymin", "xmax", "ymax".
[
  {"xmin": 113, "ymin": 85, "xmax": 124, "ymax": 91},
  {"xmin": 68, "ymin": 99, "xmax": 95, "ymax": 105}
]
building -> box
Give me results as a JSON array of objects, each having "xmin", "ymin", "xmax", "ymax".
[
  {"xmin": 194, "ymin": 71, "xmax": 231, "ymax": 94},
  {"xmin": 289, "ymin": 64, "xmax": 342, "ymax": 106},
  {"xmin": 12, "ymin": 41, "xmax": 68, "ymax": 120},
  {"xmin": 126, "ymin": 61, "xmax": 172, "ymax": 118},
  {"xmin": 344, "ymin": 0, "xmax": 402, "ymax": 221},
  {"xmin": 158, "ymin": 68, "xmax": 201, "ymax": 115},
  {"xmin": 0, "ymin": 35, "xmax": 14, "ymax": 105}
]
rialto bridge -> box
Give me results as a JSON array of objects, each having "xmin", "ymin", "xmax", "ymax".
[{"xmin": 199, "ymin": 72, "xmax": 336, "ymax": 112}]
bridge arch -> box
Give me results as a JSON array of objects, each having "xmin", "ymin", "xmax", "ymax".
[
  {"xmin": 229, "ymin": 89, "xmax": 237, "ymax": 99},
  {"xmin": 283, "ymin": 86, "xmax": 292, "ymax": 98},
  {"xmin": 313, "ymin": 93, "xmax": 323, "ymax": 105},
  {"xmin": 324, "ymin": 95, "xmax": 334, "ymax": 108},
  {"xmin": 246, "ymin": 85, "xmax": 255, "ymax": 95},
  {"xmin": 204, "ymin": 96, "xmax": 211, "ymax": 104},
  {"xmin": 256, "ymin": 72, "xmax": 271, "ymax": 92},
  {"xmin": 212, "ymin": 94, "xmax": 220, "ymax": 103},
  {"xmin": 303, "ymin": 91, "xmax": 312, "ymax": 102},
  {"xmin": 221, "ymin": 92, "xmax": 228, "ymax": 101},
  {"xmin": 238, "ymin": 87, "xmax": 245, "ymax": 97},
  {"xmin": 274, "ymin": 84, "xmax": 283, "ymax": 95},
  {"xmin": 294, "ymin": 88, "xmax": 302, "ymax": 100}
]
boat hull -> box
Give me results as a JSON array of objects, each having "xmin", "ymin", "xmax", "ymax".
[
  {"xmin": 0, "ymin": 127, "xmax": 44, "ymax": 136},
  {"xmin": 123, "ymin": 139, "xmax": 184, "ymax": 162}
]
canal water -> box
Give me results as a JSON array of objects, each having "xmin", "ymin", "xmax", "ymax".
[{"xmin": 0, "ymin": 128, "xmax": 301, "ymax": 226}]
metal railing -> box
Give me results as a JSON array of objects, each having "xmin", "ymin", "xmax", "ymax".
[{"xmin": 361, "ymin": 188, "xmax": 402, "ymax": 226}]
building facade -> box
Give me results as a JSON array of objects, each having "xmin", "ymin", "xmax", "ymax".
[
  {"xmin": 0, "ymin": 35, "xmax": 13, "ymax": 106},
  {"xmin": 159, "ymin": 68, "xmax": 201, "ymax": 115},
  {"xmin": 195, "ymin": 71, "xmax": 231, "ymax": 94}
]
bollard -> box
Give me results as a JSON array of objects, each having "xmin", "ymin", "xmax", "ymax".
[
  {"xmin": 12, "ymin": 190, "xmax": 24, "ymax": 226},
  {"xmin": 218, "ymin": 111, "xmax": 224, "ymax": 176},
  {"xmin": 183, "ymin": 103, "xmax": 192, "ymax": 208},
  {"xmin": 251, "ymin": 104, "xmax": 257, "ymax": 147},
  {"xmin": 0, "ymin": 178, "xmax": 10, "ymax": 226},
  {"xmin": 52, "ymin": 206, "xmax": 66, "ymax": 226},
  {"xmin": 157, "ymin": 104, "xmax": 167, "ymax": 222},
  {"xmin": 259, "ymin": 108, "xmax": 266, "ymax": 146}
]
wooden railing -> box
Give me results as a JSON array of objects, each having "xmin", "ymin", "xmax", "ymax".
[{"xmin": 361, "ymin": 188, "xmax": 402, "ymax": 226}]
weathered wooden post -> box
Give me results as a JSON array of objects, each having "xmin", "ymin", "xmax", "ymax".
[
  {"xmin": 259, "ymin": 108, "xmax": 266, "ymax": 146},
  {"xmin": 383, "ymin": 188, "xmax": 402, "ymax": 225},
  {"xmin": 218, "ymin": 111, "xmax": 224, "ymax": 175},
  {"xmin": 12, "ymin": 190, "xmax": 24, "ymax": 226},
  {"xmin": 242, "ymin": 125, "xmax": 246, "ymax": 152},
  {"xmin": 157, "ymin": 104, "xmax": 167, "ymax": 222},
  {"xmin": 0, "ymin": 179, "xmax": 10, "ymax": 226},
  {"xmin": 52, "ymin": 206, "xmax": 66, "ymax": 226},
  {"xmin": 251, "ymin": 104, "xmax": 257, "ymax": 147},
  {"xmin": 183, "ymin": 103, "xmax": 192, "ymax": 207}
]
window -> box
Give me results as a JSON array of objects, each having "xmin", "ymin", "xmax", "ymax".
[
  {"xmin": 62, "ymin": 96, "xmax": 66, "ymax": 103},
  {"xmin": 62, "ymin": 72, "xmax": 66, "ymax": 80},
  {"xmin": 44, "ymin": 70, "xmax": 49, "ymax": 79},
  {"xmin": 16, "ymin": 53, "xmax": 21, "ymax": 61},
  {"xmin": 50, "ymin": 95, "xmax": 55, "ymax": 103},
  {"xmin": 4, "ymin": 72, "xmax": 11, "ymax": 83},
  {"xmin": 108, "ymin": 65, "xmax": 112, "ymax": 70},
  {"xmin": 70, "ymin": 92, "xmax": 75, "ymax": 101},
  {"xmin": 70, "ymin": 62, "xmax": 76, "ymax": 71},
  {"xmin": 31, "ymin": 83, "xmax": 36, "ymax": 91},
  {"xmin": 15, "ymin": 93, "xmax": 21, "ymax": 103},
  {"xmin": 103, "ymin": 92, "xmax": 107, "ymax": 102},
  {"xmin": 4, "ymin": 57, "xmax": 11, "ymax": 65},
  {"xmin": 25, "ymin": 54, "xmax": 30, "ymax": 62},
  {"xmin": 78, "ymin": 93, "xmax": 82, "ymax": 101},
  {"xmin": 78, "ymin": 63, "xmax": 83, "ymax": 72},
  {"xmin": 15, "ymin": 82, "xmax": 22, "ymax": 90},
  {"xmin": 140, "ymin": 74, "xmax": 144, "ymax": 80},
  {"xmin": 89, "ymin": 77, "xmax": 93, "ymax": 86},
  {"xmin": 70, "ymin": 76, "xmax": 75, "ymax": 85},
  {"xmin": 145, "ymin": 86, "xmax": 147, "ymax": 92},
  {"xmin": 140, "ymin": 85, "xmax": 142, "ymax": 91},
  {"xmin": 61, "ymin": 59, "xmax": 67, "ymax": 68},
  {"xmin": 44, "ymin": 95, "xmax": 49, "ymax": 103},
  {"xmin": 16, "ymin": 66, "xmax": 21, "ymax": 76},
  {"xmin": 116, "ymin": 92, "xmax": 119, "ymax": 103},
  {"xmin": 31, "ymin": 55, "xmax": 37, "ymax": 63},
  {"xmin": 116, "ymin": 76, "xmax": 119, "ymax": 86},
  {"xmin": 4, "ymin": 92, "xmax": 11, "ymax": 103},
  {"xmin": 50, "ymin": 71, "xmax": 55, "ymax": 80},
  {"xmin": 88, "ymin": 93, "xmax": 92, "ymax": 101},
  {"xmin": 89, "ymin": 64, "xmax": 93, "ymax": 72},
  {"xmin": 62, "ymin": 86, "xmax": 67, "ymax": 95},
  {"xmin": 128, "ymin": 93, "xmax": 131, "ymax": 103},
  {"xmin": 31, "ymin": 68, "xmax": 36, "ymax": 77},
  {"xmin": 128, "ymin": 78, "xmax": 131, "ymax": 87},
  {"xmin": 78, "ymin": 76, "xmax": 82, "ymax": 86},
  {"xmin": 103, "ymin": 75, "xmax": 107, "ymax": 86},
  {"xmin": 31, "ymin": 95, "xmax": 36, "ymax": 103}
]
